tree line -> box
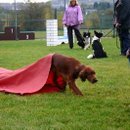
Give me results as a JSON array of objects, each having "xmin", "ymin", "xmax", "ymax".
[{"xmin": 0, "ymin": 1, "xmax": 114, "ymax": 31}]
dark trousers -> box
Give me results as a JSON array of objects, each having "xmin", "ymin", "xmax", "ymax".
[
  {"xmin": 118, "ymin": 29, "xmax": 130, "ymax": 55},
  {"xmin": 67, "ymin": 26, "xmax": 84, "ymax": 49}
]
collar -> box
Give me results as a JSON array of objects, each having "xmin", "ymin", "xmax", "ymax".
[{"xmin": 92, "ymin": 36, "xmax": 99, "ymax": 43}]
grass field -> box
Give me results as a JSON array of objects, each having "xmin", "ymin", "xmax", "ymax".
[{"xmin": 0, "ymin": 38, "xmax": 130, "ymax": 130}]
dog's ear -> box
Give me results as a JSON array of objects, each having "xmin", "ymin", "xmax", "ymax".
[
  {"xmin": 94, "ymin": 30, "xmax": 97, "ymax": 35},
  {"xmin": 78, "ymin": 65, "xmax": 88, "ymax": 82},
  {"xmin": 83, "ymin": 32, "xmax": 86, "ymax": 37},
  {"xmin": 88, "ymin": 32, "xmax": 91, "ymax": 37},
  {"xmin": 79, "ymin": 68, "xmax": 87, "ymax": 82},
  {"xmin": 94, "ymin": 30, "xmax": 103, "ymax": 38},
  {"xmin": 73, "ymin": 66, "xmax": 80, "ymax": 79},
  {"xmin": 73, "ymin": 65, "xmax": 85, "ymax": 79},
  {"xmin": 79, "ymin": 67, "xmax": 96, "ymax": 82}
]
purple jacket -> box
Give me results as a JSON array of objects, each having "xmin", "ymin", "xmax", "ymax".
[{"xmin": 63, "ymin": 5, "xmax": 83, "ymax": 26}]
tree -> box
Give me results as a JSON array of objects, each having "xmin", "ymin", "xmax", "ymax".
[
  {"xmin": 19, "ymin": 2, "xmax": 53, "ymax": 31},
  {"xmin": 86, "ymin": 12, "xmax": 100, "ymax": 29},
  {"xmin": 93, "ymin": 2, "xmax": 111, "ymax": 10}
]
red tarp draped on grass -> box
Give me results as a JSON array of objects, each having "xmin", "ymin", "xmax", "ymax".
[{"xmin": 0, "ymin": 54, "xmax": 65, "ymax": 95}]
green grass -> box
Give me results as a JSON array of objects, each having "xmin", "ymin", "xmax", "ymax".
[{"xmin": 0, "ymin": 38, "xmax": 130, "ymax": 130}]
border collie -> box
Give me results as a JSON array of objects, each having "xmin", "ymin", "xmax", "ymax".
[
  {"xmin": 83, "ymin": 32, "xmax": 91, "ymax": 50},
  {"xmin": 87, "ymin": 31, "xmax": 107, "ymax": 59}
]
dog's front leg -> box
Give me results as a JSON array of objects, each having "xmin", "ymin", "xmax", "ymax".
[{"xmin": 68, "ymin": 80, "xmax": 83, "ymax": 96}]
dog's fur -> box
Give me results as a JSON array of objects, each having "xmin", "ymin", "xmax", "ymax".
[
  {"xmin": 87, "ymin": 31, "xmax": 107, "ymax": 59},
  {"xmin": 77, "ymin": 41, "xmax": 85, "ymax": 49},
  {"xmin": 51, "ymin": 53, "xmax": 97, "ymax": 96},
  {"xmin": 83, "ymin": 32, "xmax": 91, "ymax": 50}
]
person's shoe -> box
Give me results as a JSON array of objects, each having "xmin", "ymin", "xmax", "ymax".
[{"xmin": 69, "ymin": 43, "xmax": 73, "ymax": 49}]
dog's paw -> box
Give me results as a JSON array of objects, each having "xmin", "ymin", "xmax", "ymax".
[{"xmin": 87, "ymin": 54, "xmax": 94, "ymax": 59}]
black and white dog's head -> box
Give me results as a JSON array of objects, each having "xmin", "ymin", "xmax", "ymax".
[
  {"xmin": 83, "ymin": 32, "xmax": 91, "ymax": 50},
  {"xmin": 94, "ymin": 30, "xmax": 103, "ymax": 38},
  {"xmin": 83, "ymin": 32, "xmax": 91, "ymax": 38},
  {"xmin": 92, "ymin": 31, "xmax": 103, "ymax": 43}
]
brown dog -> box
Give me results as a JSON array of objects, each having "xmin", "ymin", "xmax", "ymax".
[{"xmin": 51, "ymin": 53, "xmax": 97, "ymax": 96}]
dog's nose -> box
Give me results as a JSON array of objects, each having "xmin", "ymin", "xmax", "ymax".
[{"xmin": 92, "ymin": 79, "xmax": 98, "ymax": 83}]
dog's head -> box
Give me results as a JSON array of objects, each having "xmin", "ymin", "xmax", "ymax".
[
  {"xmin": 83, "ymin": 32, "xmax": 91, "ymax": 38},
  {"xmin": 94, "ymin": 30, "xmax": 103, "ymax": 38},
  {"xmin": 92, "ymin": 31, "xmax": 103, "ymax": 44},
  {"xmin": 79, "ymin": 66, "xmax": 97, "ymax": 83}
]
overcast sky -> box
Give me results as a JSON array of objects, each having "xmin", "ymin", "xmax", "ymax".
[{"xmin": 0, "ymin": 0, "xmax": 50, "ymax": 3}]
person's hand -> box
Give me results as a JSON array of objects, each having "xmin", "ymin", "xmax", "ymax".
[
  {"xmin": 115, "ymin": 22, "xmax": 121, "ymax": 28},
  {"xmin": 79, "ymin": 21, "xmax": 83, "ymax": 24},
  {"xmin": 126, "ymin": 48, "xmax": 130, "ymax": 58}
]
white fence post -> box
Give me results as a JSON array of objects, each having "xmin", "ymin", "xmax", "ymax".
[
  {"xmin": 46, "ymin": 19, "xmax": 58, "ymax": 46},
  {"xmin": 46, "ymin": 19, "xmax": 68, "ymax": 46}
]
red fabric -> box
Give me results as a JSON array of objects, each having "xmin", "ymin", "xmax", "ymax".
[{"xmin": 0, "ymin": 54, "xmax": 66, "ymax": 95}]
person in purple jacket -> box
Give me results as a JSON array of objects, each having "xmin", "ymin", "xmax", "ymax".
[{"xmin": 63, "ymin": 0, "xmax": 85, "ymax": 49}]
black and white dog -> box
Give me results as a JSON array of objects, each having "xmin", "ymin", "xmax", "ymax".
[
  {"xmin": 87, "ymin": 31, "xmax": 107, "ymax": 59},
  {"xmin": 83, "ymin": 32, "xmax": 91, "ymax": 50}
]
